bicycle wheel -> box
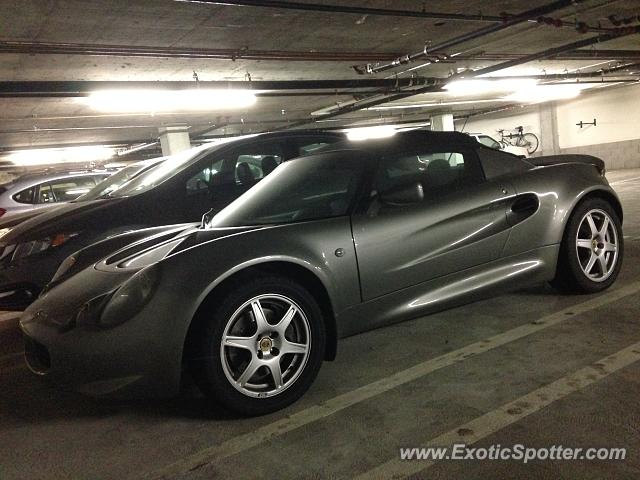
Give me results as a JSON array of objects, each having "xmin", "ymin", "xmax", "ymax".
[{"xmin": 522, "ymin": 133, "xmax": 539, "ymax": 154}]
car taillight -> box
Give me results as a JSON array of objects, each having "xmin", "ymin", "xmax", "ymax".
[{"xmin": 0, "ymin": 208, "xmax": 6, "ymax": 217}]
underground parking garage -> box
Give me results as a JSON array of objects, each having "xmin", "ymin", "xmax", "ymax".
[{"xmin": 2, "ymin": 0, "xmax": 640, "ymax": 478}]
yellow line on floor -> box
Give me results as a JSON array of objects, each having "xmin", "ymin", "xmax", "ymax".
[
  {"xmin": 356, "ymin": 339, "xmax": 640, "ymax": 479},
  {"xmin": 142, "ymin": 281, "xmax": 640, "ymax": 480}
]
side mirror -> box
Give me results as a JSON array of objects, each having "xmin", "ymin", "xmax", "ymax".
[{"xmin": 380, "ymin": 181, "xmax": 424, "ymax": 206}]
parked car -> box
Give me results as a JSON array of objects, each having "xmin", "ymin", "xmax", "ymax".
[
  {"xmin": 0, "ymin": 159, "xmax": 167, "ymax": 231},
  {"xmin": 20, "ymin": 130, "xmax": 623, "ymax": 415},
  {"xmin": 0, "ymin": 170, "xmax": 113, "ymax": 218},
  {"xmin": 468, "ymin": 133, "xmax": 529, "ymax": 157},
  {"xmin": 0, "ymin": 131, "xmax": 345, "ymax": 309}
]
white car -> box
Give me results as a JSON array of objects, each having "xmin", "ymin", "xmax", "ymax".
[{"xmin": 468, "ymin": 133, "xmax": 530, "ymax": 157}]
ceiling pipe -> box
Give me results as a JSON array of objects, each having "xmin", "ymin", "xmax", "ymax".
[
  {"xmin": 0, "ymin": 78, "xmax": 434, "ymax": 97},
  {"xmin": 173, "ymin": 0, "xmax": 504, "ymax": 22},
  {"xmin": 353, "ymin": 0, "xmax": 582, "ymax": 75},
  {"xmin": 3, "ymin": 41, "xmax": 639, "ymax": 64},
  {"xmin": 2, "ymin": 62, "xmax": 638, "ymax": 98},
  {"xmin": 270, "ymin": 25, "xmax": 640, "ymax": 130},
  {"xmin": 0, "ymin": 41, "xmax": 400, "ymax": 62}
]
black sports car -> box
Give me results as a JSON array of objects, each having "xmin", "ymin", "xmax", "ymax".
[{"xmin": 0, "ymin": 130, "xmax": 344, "ymax": 309}]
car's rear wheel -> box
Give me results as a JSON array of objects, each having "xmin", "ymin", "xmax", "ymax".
[
  {"xmin": 189, "ymin": 276, "xmax": 326, "ymax": 416},
  {"xmin": 551, "ymin": 198, "xmax": 623, "ymax": 293}
]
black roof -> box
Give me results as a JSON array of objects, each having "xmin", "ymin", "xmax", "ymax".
[{"xmin": 313, "ymin": 129, "xmax": 478, "ymax": 156}]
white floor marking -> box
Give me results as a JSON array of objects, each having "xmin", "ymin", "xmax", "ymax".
[
  {"xmin": 356, "ymin": 340, "xmax": 640, "ymax": 480},
  {"xmin": 143, "ymin": 281, "xmax": 640, "ymax": 480},
  {"xmin": 610, "ymin": 176, "xmax": 640, "ymax": 186}
]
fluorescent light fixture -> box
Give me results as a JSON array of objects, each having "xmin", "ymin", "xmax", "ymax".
[
  {"xmin": 6, "ymin": 146, "xmax": 115, "ymax": 166},
  {"xmin": 503, "ymin": 84, "xmax": 587, "ymax": 103},
  {"xmin": 346, "ymin": 125, "xmax": 397, "ymax": 141},
  {"xmin": 444, "ymin": 78, "xmax": 537, "ymax": 95},
  {"xmin": 83, "ymin": 89, "xmax": 257, "ymax": 113}
]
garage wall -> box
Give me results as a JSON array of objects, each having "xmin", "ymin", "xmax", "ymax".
[
  {"xmin": 458, "ymin": 83, "xmax": 640, "ymax": 170},
  {"xmin": 555, "ymin": 84, "xmax": 640, "ymax": 170},
  {"xmin": 460, "ymin": 108, "xmax": 541, "ymax": 148}
]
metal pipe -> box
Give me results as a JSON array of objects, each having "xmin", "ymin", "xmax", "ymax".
[
  {"xmin": 0, "ymin": 41, "xmax": 399, "ymax": 62},
  {"xmin": 0, "ymin": 78, "xmax": 433, "ymax": 97},
  {"xmin": 173, "ymin": 0, "xmax": 504, "ymax": 22},
  {"xmin": 353, "ymin": 0, "xmax": 581, "ymax": 75},
  {"xmin": 3, "ymin": 41, "xmax": 639, "ymax": 64},
  {"xmin": 276, "ymin": 25, "xmax": 640, "ymax": 130}
]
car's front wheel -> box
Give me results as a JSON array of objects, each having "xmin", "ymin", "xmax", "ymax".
[
  {"xmin": 551, "ymin": 197, "xmax": 623, "ymax": 293},
  {"xmin": 190, "ymin": 276, "xmax": 326, "ymax": 416}
]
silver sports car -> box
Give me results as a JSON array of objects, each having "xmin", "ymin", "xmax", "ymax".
[{"xmin": 20, "ymin": 131, "xmax": 623, "ymax": 415}]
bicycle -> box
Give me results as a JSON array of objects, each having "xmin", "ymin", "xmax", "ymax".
[{"xmin": 497, "ymin": 126, "xmax": 539, "ymax": 155}]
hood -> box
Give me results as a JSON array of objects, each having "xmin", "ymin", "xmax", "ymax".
[
  {"xmin": 0, "ymin": 197, "xmax": 128, "ymax": 245},
  {"xmin": 97, "ymin": 223, "xmax": 268, "ymax": 273},
  {"xmin": 0, "ymin": 208, "xmax": 48, "ymax": 229}
]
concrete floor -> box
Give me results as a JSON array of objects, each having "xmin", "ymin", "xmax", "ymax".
[{"xmin": 2, "ymin": 170, "xmax": 640, "ymax": 480}]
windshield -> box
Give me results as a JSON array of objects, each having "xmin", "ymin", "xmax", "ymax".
[
  {"xmin": 206, "ymin": 151, "xmax": 366, "ymax": 227},
  {"xmin": 75, "ymin": 161, "xmax": 160, "ymax": 201}
]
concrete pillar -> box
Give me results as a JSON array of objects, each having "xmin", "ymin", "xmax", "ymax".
[
  {"xmin": 430, "ymin": 113, "xmax": 454, "ymax": 132},
  {"xmin": 158, "ymin": 125, "xmax": 191, "ymax": 156},
  {"xmin": 538, "ymin": 103, "xmax": 560, "ymax": 156}
]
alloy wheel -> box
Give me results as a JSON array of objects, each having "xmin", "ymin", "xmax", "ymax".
[
  {"xmin": 220, "ymin": 294, "xmax": 311, "ymax": 398},
  {"xmin": 575, "ymin": 208, "xmax": 619, "ymax": 282}
]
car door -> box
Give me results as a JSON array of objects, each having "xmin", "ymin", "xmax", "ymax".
[{"xmin": 351, "ymin": 146, "xmax": 513, "ymax": 301}]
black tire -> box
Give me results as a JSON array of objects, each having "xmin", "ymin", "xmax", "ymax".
[
  {"xmin": 188, "ymin": 275, "xmax": 326, "ymax": 416},
  {"xmin": 551, "ymin": 197, "xmax": 623, "ymax": 293}
]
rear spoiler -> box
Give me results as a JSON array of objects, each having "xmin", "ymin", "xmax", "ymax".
[{"xmin": 528, "ymin": 154, "xmax": 605, "ymax": 175}]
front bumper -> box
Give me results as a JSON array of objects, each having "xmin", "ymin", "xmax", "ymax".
[{"xmin": 19, "ymin": 306, "xmax": 182, "ymax": 399}]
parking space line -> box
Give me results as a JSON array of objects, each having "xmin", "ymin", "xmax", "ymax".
[
  {"xmin": 355, "ymin": 339, "xmax": 640, "ymax": 480},
  {"xmin": 142, "ymin": 281, "xmax": 640, "ymax": 480},
  {"xmin": 610, "ymin": 176, "xmax": 640, "ymax": 186}
]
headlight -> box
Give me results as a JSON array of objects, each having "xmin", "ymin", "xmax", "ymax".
[
  {"xmin": 12, "ymin": 232, "xmax": 80, "ymax": 261},
  {"xmin": 97, "ymin": 265, "xmax": 160, "ymax": 328}
]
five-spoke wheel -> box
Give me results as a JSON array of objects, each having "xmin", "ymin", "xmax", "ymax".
[
  {"xmin": 189, "ymin": 276, "xmax": 325, "ymax": 416},
  {"xmin": 221, "ymin": 295, "xmax": 311, "ymax": 398},
  {"xmin": 552, "ymin": 197, "xmax": 623, "ymax": 293},
  {"xmin": 575, "ymin": 209, "xmax": 619, "ymax": 282}
]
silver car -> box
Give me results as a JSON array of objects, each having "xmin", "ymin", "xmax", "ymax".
[{"xmin": 0, "ymin": 171, "xmax": 112, "ymax": 218}]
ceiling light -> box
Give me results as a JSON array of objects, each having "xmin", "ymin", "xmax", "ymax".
[
  {"xmin": 5, "ymin": 146, "xmax": 115, "ymax": 166},
  {"xmin": 444, "ymin": 79, "xmax": 538, "ymax": 95},
  {"xmin": 83, "ymin": 89, "xmax": 257, "ymax": 113},
  {"xmin": 503, "ymin": 84, "xmax": 588, "ymax": 103},
  {"xmin": 346, "ymin": 125, "xmax": 397, "ymax": 141}
]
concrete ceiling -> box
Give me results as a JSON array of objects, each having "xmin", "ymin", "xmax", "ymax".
[{"xmin": 1, "ymin": 0, "xmax": 640, "ymax": 160}]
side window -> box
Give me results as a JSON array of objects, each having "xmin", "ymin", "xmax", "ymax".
[
  {"xmin": 477, "ymin": 146, "xmax": 531, "ymax": 180},
  {"xmin": 186, "ymin": 158, "xmax": 224, "ymax": 196},
  {"xmin": 13, "ymin": 187, "xmax": 36, "ymax": 204},
  {"xmin": 233, "ymin": 142, "xmax": 284, "ymax": 183},
  {"xmin": 38, "ymin": 184, "xmax": 55, "ymax": 203},
  {"xmin": 47, "ymin": 177, "xmax": 98, "ymax": 202},
  {"xmin": 373, "ymin": 149, "xmax": 484, "ymax": 198},
  {"xmin": 477, "ymin": 135, "xmax": 502, "ymax": 150},
  {"xmin": 185, "ymin": 141, "xmax": 284, "ymax": 197}
]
